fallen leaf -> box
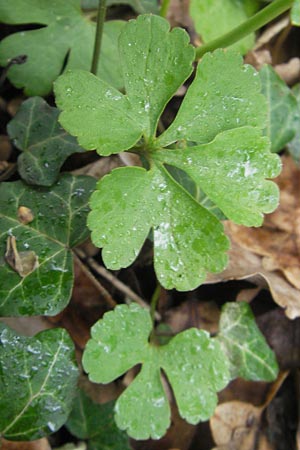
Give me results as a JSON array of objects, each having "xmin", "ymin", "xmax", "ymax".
[{"xmin": 5, "ymin": 235, "xmax": 39, "ymax": 277}]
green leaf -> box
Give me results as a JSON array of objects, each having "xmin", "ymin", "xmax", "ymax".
[
  {"xmin": 217, "ymin": 302, "xmax": 279, "ymax": 381},
  {"xmin": 189, "ymin": 0, "xmax": 258, "ymax": 54},
  {"xmin": 156, "ymin": 127, "xmax": 280, "ymax": 226},
  {"xmin": 8, "ymin": 97, "xmax": 85, "ymax": 186},
  {"xmin": 0, "ymin": 0, "xmax": 125, "ymax": 95},
  {"xmin": 55, "ymin": 16, "xmax": 280, "ymax": 291},
  {"xmin": 291, "ymin": 0, "xmax": 300, "ymax": 25},
  {"xmin": 82, "ymin": 303, "xmax": 230, "ymax": 440},
  {"xmin": 0, "ymin": 324, "xmax": 78, "ymax": 440},
  {"xmin": 260, "ymin": 64, "xmax": 299, "ymax": 153},
  {"xmin": 66, "ymin": 390, "xmax": 131, "ymax": 450},
  {"xmin": 0, "ymin": 174, "xmax": 96, "ymax": 316},
  {"xmin": 55, "ymin": 14, "xmax": 195, "ymax": 154},
  {"xmin": 88, "ymin": 166, "xmax": 229, "ymax": 290},
  {"xmin": 159, "ymin": 50, "xmax": 268, "ymax": 146},
  {"xmin": 287, "ymin": 84, "xmax": 300, "ymax": 164}
]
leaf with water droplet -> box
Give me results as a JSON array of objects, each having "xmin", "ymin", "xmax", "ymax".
[
  {"xmin": 82, "ymin": 303, "xmax": 231, "ymax": 440},
  {"xmin": 216, "ymin": 302, "xmax": 278, "ymax": 381},
  {"xmin": 0, "ymin": 324, "xmax": 78, "ymax": 440},
  {"xmin": 0, "ymin": 0, "xmax": 125, "ymax": 95},
  {"xmin": 66, "ymin": 389, "xmax": 131, "ymax": 450},
  {"xmin": 0, "ymin": 174, "xmax": 96, "ymax": 316},
  {"xmin": 88, "ymin": 165, "xmax": 229, "ymax": 290},
  {"xmin": 55, "ymin": 14, "xmax": 195, "ymax": 155},
  {"xmin": 260, "ymin": 64, "xmax": 299, "ymax": 153},
  {"xmin": 8, "ymin": 97, "xmax": 86, "ymax": 186},
  {"xmin": 156, "ymin": 127, "xmax": 281, "ymax": 226}
]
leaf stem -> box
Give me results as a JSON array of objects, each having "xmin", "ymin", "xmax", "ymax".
[
  {"xmin": 91, "ymin": 0, "xmax": 107, "ymax": 75},
  {"xmin": 195, "ymin": 0, "xmax": 294, "ymax": 59},
  {"xmin": 150, "ymin": 283, "xmax": 161, "ymax": 324},
  {"xmin": 160, "ymin": 0, "xmax": 171, "ymax": 18}
]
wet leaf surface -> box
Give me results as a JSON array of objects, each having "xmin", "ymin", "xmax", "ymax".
[
  {"xmin": 82, "ymin": 303, "xmax": 230, "ymax": 440},
  {"xmin": 0, "ymin": 174, "xmax": 96, "ymax": 316},
  {"xmin": 0, "ymin": 324, "xmax": 78, "ymax": 440},
  {"xmin": 8, "ymin": 97, "xmax": 85, "ymax": 186},
  {"xmin": 0, "ymin": 0, "xmax": 125, "ymax": 95},
  {"xmin": 217, "ymin": 302, "xmax": 278, "ymax": 381}
]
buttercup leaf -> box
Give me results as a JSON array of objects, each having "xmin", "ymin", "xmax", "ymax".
[
  {"xmin": 0, "ymin": 174, "xmax": 96, "ymax": 316},
  {"xmin": 8, "ymin": 97, "xmax": 85, "ymax": 186},
  {"xmin": 291, "ymin": 0, "xmax": 300, "ymax": 26},
  {"xmin": 217, "ymin": 302, "xmax": 279, "ymax": 381},
  {"xmin": 55, "ymin": 15, "xmax": 280, "ymax": 291},
  {"xmin": 0, "ymin": 325, "xmax": 78, "ymax": 440},
  {"xmin": 55, "ymin": 14, "xmax": 195, "ymax": 155},
  {"xmin": 0, "ymin": 0, "xmax": 125, "ymax": 95},
  {"xmin": 83, "ymin": 303, "xmax": 231, "ymax": 440}
]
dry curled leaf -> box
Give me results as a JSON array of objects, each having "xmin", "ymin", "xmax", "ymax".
[
  {"xmin": 5, "ymin": 235, "xmax": 39, "ymax": 277},
  {"xmin": 0, "ymin": 438, "xmax": 50, "ymax": 450}
]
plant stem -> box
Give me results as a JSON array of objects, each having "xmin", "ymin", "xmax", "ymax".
[
  {"xmin": 160, "ymin": 0, "xmax": 171, "ymax": 17},
  {"xmin": 196, "ymin": 0, "xmax": 294, "ymax": 59},
  {"xmin": 150, "ymin": 283, "xmax": 161, "ymax": 324},
  {"xmin": 91, "ymin": 0, "xmax": 107, "ymax": 75}
]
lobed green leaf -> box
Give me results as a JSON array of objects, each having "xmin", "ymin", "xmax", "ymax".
[
  {"xmin": 0, "ymin": 325, "xmax": 78, "ymax": 440},
  {"xmin": 0, "ymin": 0, "xmax": 125, "ymax": 95},
  {"xmin": 0, "ymin": 174, "xmax": 96, "ymax": 316},
  {"xmin": 83, "ymin": 303, "xmax": 231, "ymax": 440}
]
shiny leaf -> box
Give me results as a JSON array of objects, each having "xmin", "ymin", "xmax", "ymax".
[
  {"xmin": 88, "ymin": 166, "xmax": 229, "ymax": 291},
  {"xmin": 156, "ymin": 127, "xmax": 281, "ymax": 226},
  {"xmin": 260, "ymin": 64, "xmax": 299, "ymax": 152},
  {"xmin": 55, "ymin": 16, "xmax": 280, "ymax": 291},
  {"xmin": 66, "ymin": 389, "xmax": 131, "ymax": 450},
  {"xmin": 189, "ymin": 0, "xmax": 258, "ymax": 54},
  {"xmin": 0, "ymin": 324, "xmax": 78, "ymax": 440},
  {"xmin": 0, "ymin": 0, "xmax": 125, "ymax": 95},
  {"xmin": 8, "ymin": 97, "xmax": 85, "ymax": 186},
  {"xmin": 55, "ymin": 14, "xmax": 195, "ymax": 154},
  {"xmin": 217, "ymin": 302, "xmax": 279, "ymax": 381},
  {"xmin": 83, "ymin": 303, "xmax": 231, "ymax": 439},
  {"xmin": 0, "ymin": 174, "xmax": 96, "ymax": 316}
]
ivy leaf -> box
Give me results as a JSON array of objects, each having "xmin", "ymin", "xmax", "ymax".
[
  {"xmin": 287, "ymin": 84, "xmax": 300, "ymax": 164},
  {"xmin": 88, "ymin": 166, "xmax": 229, "ymax": 290},
  {"xmin": 55, "ymin": 16, "xmax": 280, "ymax": 291},
  {"xmin": 260, "ymin": 64, "xmax": 299, "ymax": 152},
  {"xmin": 0, "ymin": 324, "xmax": 78, "ymax": 440},
  {"xmin": 189, "ymin": 0, "xmax": 259, "ymax": 54},
  {"xmin": 55, "ymin": 14, "xmax": 195, "ymax": 154},
  {"xmin": 66, "ymin": 389, "xmax": 131, "ymax": 450},
  {"xmin": 291, "ymin": 0, "xmax": 300, "ymax": 26},
  {"xmin": 8, "ymin": 97, "xmax": 85, "ymax": 186},
  {"xmin": 0, "ymin": 0, "xmax": 125, "ymax": 95},
  {"xmin": 0, "ymin": 174, "xmax": 96, "ymax": 316},
  {"xmin": 82, "ymin": 303, "xmax": 230, "ymax": 440},
  {"xmin": 217, "ymin": 302, "xmax": 279, "ymax": 381}
]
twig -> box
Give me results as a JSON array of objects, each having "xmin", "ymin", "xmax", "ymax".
[
  {"xmin": 73, "ymin": 252, "xmax": 116, "ymax": 309},
  {"xmin": 74, "ymin": 248, "xmax": 161, "ymax": 320}
]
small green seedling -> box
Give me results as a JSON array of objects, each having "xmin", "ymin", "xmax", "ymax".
[
  {"xmin": 55, "ymin": 14, "xmax": 281, "ymax": 292},
  {"xmin": 82, "ymin": 302, "xmax": 278, "ymax": 439}
]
